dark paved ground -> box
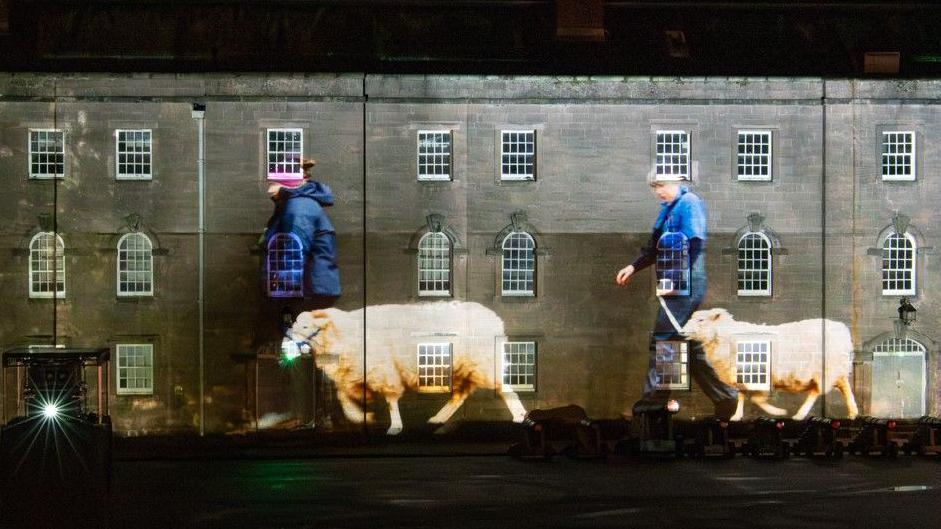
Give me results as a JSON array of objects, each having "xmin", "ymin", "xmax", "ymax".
[{"xmin": 107, "ymin": 455, "xmax": 941, "ymax": 529}]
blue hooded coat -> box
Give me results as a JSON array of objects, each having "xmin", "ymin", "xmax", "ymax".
[{"xmin": 264, "ymin": 180, "xmax": 341, "ymax": 297}]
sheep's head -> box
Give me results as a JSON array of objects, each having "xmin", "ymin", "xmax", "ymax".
[
  {"xmin": 282, "ymin": 310, "xmax": 337, "ymax": 359},
  {"xmin": 681, "ymin": 308, "xmax": 732, "ymax": 342}
]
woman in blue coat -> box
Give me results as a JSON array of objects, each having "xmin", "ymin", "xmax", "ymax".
[{"xmin": 265, "ymin": 158, "xmax": 341, "ymax": 306}]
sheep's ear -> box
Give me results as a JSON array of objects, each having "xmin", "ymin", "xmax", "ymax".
[{"xmin": 711, "ymin": 310, "xmax": 723, "ymax": 321}]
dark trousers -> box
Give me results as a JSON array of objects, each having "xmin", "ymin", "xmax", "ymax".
[{"xmin": 642, "ymin": 280, "xmax": 738, "ymax": 405}]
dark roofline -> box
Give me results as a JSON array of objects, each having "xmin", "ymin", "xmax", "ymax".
[{"xmin": 2, "ymin": 1, "xmax": 940, "ymax": 76}]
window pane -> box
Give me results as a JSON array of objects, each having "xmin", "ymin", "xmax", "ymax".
[
  {"xmin": 655, "ymin": 131, "xmax": 689, "ymax": 180},
  {"xmin": 417, "ymin": 131, "xmax": 452, "ymax": 180},
  {"xmin": 418, "ymin": 232, "xmax": 451, "ymax": 295},
  {"xmin": 882, "ymin": 233, "xmax": 915, "ymax": 294},
  {"xmin": 500, "ymin": 131, "xmax": 535, "ymax": 180},
  {"xmin": 882, "ymin": 131, "xmax": 915, "ymax": 180},
  {"xmin": 736, "ymin": 130, "xmax": 772, "ymax": 181},
  {"xmin": 267, "ymin": 233, "xmax": 305, "ymax": 297},
  {"xmin": 737, "ymin": 232, "xmax": 772, "ymax": 295},
  {"xmin": 502, "ymin": 232, "xmax": 535, "ymax": 295}
]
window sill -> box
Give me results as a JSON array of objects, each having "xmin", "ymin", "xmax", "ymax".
[
  {"xmin": 418, "ymin": 292, "xmax": 452, "ymax": 298},
  {"xmin": 416, "ymin": 388, "xmax": 452, "ymax": 395},
  {"xmin": 735, "ymin": 177, "xmax": 773, "ymax": 183},
  {"xmin": 117, "ymin": 295, "xmax": 156, "ymax": 302},
  {"xmin": 29, "ymin": 295, "xmax": 66, "ymax": 301},
  {"xmin": 417, "ymin": 177, "xmax": 453, "ymax": 183},
  {"xmin": 881, "ymin": 176, "xmax": 917, "ymax": 182},
  {"xmin": 116, "ymin": 176, "xmax": 154, "ymax": 181},
  {"xmin": 28, "ymin": 175, "xmax": 66, "ymax": 180},
  {"xmin": 653, "ymin": 175, "xmax": 689, "ymax": 182}
]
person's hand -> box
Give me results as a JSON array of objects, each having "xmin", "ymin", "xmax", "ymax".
[
  {"xmin": 616, "ymin": 265, "xmax": 635, "ymax": 286},
  {"xmin": 267, "ymin": 183, "xmax": 284, "ymax": 199}
]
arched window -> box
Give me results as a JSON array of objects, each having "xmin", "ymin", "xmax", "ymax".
[
  {"xmin": 871, "ymin": 338, "xmax": 926, "ymax": 418},
  {"xmin": 29, "ymin": 232, "xmax": 65, "ymax": 298},
  {"xmin": 502, "ymin": 232, "xmax": 535, "ymax": 296},
  {"xmin": 882, "ymin": 232, "xmax": 916, "ymax": 295},
  {"xmin": 267, "ymin": 233, "xmax": 304, "ymax": 298},
  {"xmin": 737, "ymin": 232, "xmax": 772, "ymax": 296},
  {"xmin": 117, "ymin": 233, "xmax": 154, "ymax": 296},
  {"xmin": 418, "ymin": 232, "xmax": 451, "ymax": 296},
  {"xmin": 656, "ymin": 231, "xmax": 689, "ymax": 296}
]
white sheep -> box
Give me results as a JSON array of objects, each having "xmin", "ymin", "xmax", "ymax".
[
  {"xmin": 681, "ymin": 308, "xmax": 859, "ymax": 421},
  {"xmin": 284, "ymin": 301, "xmax": 527, "ymax": 435}
]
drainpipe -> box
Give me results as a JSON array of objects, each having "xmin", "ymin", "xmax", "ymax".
[
  {"xmin": 192, "ymin": 103, "xmax": 206, "ymax": 436},
  {"xmin": 362, "ymin": 74, "xmax": 368, "ymax": 437},
  {"xmin": 820, "ymin": 82, "xmax": 827, "ymax": 416}
]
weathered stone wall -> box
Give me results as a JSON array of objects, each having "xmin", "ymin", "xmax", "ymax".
[{"xmin": 0, "ymin": 74, "xmax": 936, "ymax": 434}]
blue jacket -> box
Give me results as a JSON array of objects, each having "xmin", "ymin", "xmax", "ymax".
[
  {"xmin": 265, "ymin": 180, "xmax": 341, "ymax": 297},
  {"xmin": 631, "ymin": 185, "xmax": 707, "ymax": 273},
  {"xmin": 653, "ymin": 185, "xmax": 707, "ymax": 241}
]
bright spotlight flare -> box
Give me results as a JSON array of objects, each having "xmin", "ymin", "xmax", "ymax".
[
  {"xmin": 665, "ymin": 399, "xmax": 681, "ymax": 414},
  {"xmin": 42, "ymin": 403, "xmax": 60, "ymax": 420}
]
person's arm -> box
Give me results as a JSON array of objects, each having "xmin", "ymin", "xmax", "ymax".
[
  {"xmin": 688, "ymin": 237, "xmax": 704, "ymax": 264},
  {"xmin": 616, "ymin": 229, "xmax": 660, "ymax": 285},
  {"xmin": 630, "ymin": 231, "xmax": 660, "ymax": 272}
]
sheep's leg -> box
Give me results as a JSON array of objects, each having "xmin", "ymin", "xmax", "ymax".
[
  {"xmin": 729, "ymin": 391, "xmax": 746, "ymax": 421},
  {"xmin": 498, "ymin": 390, "xmax": 527, "ymax": 423},
  {"xmin": 337, "ymin": 391, "xmax": 371, "ymax": 425},
  {"xmin": 428, "ymin": 393, "xmax": 470, "ymax": 425},
  {"xmin": 833, "ymin": 375, "xmax": 859, "ymax": 419},
  {"xmin": 386, "ymin": 395, "xmax": 403, "ymax": 435},
  {"xmin": 792, "ymin": 378, "xmax": 821, "ymax": 420},
  {"xmin": 750, "ymin": 393, "xmax": 787, "ymax": 416}
]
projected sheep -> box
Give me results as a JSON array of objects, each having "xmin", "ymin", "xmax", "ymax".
[
  {"xmin": 681, "ymin": 308, "xmax": 859, "ymax": 421},
  {"xmin": 284, "ymin": 301, "xmax": 527, "ymax": 435}
]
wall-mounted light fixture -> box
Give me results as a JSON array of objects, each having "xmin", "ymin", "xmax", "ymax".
[{"xmin": 898, "ymin": 297, "xmax": 916, "ymax": 327}]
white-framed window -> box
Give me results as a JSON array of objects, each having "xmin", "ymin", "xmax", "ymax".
[
  {"xmin": 502, "ymin": 341, "xmax": 536, "ymax": 392},
  {"xmin": 882, "ymin": 131, "xmax": 915, "ymax": 181},
  {"xmin": 28, "ymin": 129, "xmax": 65, "ymax": 179},
  {"xmin": 655, "ymin": 340, "xmax": 689, "ymax": 390},
  {"xmin": 266, "ymin": 128, "xmax": 304, "ymax": 180},
  {"xmin": 417, "ymin": 130, "xmax": 452, "ymax": 181},
  {"xmin": 656, "ymin": 231, "xmax": 689, "ymax": 296},
  {"xmin": 29, "ymin": 232, "xmax": 65, "ymax": 299},
  {"xmin": 117, "ymin": 233, "xmax": 154, "ymax": 297},
  {"xmin": 115, "ymin": 129, "xmax": 153, "ymax": 179},
  {"xmin": 871, "ymin": 337, "xmax": 926, "ymax": 418},
  {"xmin": 735, "ymin": 340, "xmax": 771, "ymax": 391},
  {"xmin": 501, "ymin": 232, "xmax": 535, "ymax": 296},
  {"xmin": 737, "ymin": 232, "xmax": 772, "ymax": 296},
  {"xmin": 417, "ymin": 343, "xmax": 452, "ymax": 392},
  {"xmin": 266, "ymin": 233, "xmax": 304, "ymax": 298},
  {"xmin": 882, "ymin": 232, "xmax": 916, "ymax": 295},
  {"xmin": 736, "ymin": 130, "xmax": 772, "ymax": 181},
  {"xmin": 116, "ymin": 344, "xmax": 154, "ymax": 395},
  {"xmin": 655, "ymin": 130, "xmax": 689, "ymax": 181},
  {"xmin": 418, "ymin": 232, "xmax": 451, "ymax": 296},
  {"xmin": 500, "ymin": 130, "xmax": 535, "ymax": 181}
]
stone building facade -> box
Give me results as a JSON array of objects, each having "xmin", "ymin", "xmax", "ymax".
[{"xmin": 0, "ymin": 73, "xmax": 936, "ymax": 435}]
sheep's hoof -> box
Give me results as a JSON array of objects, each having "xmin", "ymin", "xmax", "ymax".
[{"xmin": 386, "ymin": 425, "xmax": 403, "ymax": 436}]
